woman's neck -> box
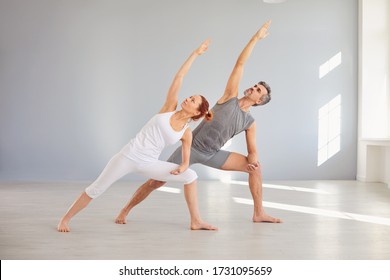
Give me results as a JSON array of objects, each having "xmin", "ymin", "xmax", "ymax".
[{"xmin": 171, "ymin": 110, "xmax": 191, "ymax": 130}]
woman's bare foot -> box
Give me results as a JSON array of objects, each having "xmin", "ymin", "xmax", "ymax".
[
  {"xmin": 57, "ymin": 219, "xmax": 70, "ymax": 232},
  {"xmin": 190, "ymin": 220, "xmax": 218, "ymax": 230},
  {"xmin": 253, "ymin": 212, "xmax": 282, "ymax": 223},
  {"xmin": 115, "ymin": 210, "xmax": 128, "ymax": 224}
]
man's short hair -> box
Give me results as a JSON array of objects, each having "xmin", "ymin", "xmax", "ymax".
[{"xmin": 253, "ymin": 81, "xmax": 271, "ymax": 106}]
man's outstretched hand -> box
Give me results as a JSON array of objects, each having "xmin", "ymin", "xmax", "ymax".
[{"xmin": 254, "ymin": 19, "xmax": 272, "ymax": 40}]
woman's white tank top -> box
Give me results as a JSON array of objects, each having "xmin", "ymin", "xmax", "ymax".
[{"xmin": 121, "ymin": 111, "xmax": 188, "ymax": 162}]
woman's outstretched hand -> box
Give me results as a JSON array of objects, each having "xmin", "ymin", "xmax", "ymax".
[{"xmin": 195, "ymin": 38, "xmax": 211, "ymax": 55}]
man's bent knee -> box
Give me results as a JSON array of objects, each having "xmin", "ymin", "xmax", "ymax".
[{"xmin": 248, "ymin": 163, "xmax": 262, "ymax": 176}]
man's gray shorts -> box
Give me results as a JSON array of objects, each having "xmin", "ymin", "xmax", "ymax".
[{"xmin": 167, "ymin": 146, "xmax": 231, "ymax": 169}]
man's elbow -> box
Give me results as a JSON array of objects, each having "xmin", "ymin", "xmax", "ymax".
[{"xmin": 235, "ymin": 60, "xmax": 245, "ymax": 68}]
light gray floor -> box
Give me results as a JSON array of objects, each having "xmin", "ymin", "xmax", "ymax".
[{"xmin": 1, "ymin": 180, "xmax": 390, "ymax": 260}]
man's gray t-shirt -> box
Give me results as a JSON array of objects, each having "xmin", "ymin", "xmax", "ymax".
[{"xmin": 192, "ymin": 97, "xmax": 255, "ymax": 156}]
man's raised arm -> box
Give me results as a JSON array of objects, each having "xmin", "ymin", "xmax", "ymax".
[{"xmin": 218, "ymin": 20, "xmax": 271, "ymax": 104}]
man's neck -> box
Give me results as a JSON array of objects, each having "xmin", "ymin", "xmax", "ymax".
[{"xmin": 238, "ymin": 96, "xmax": 254, "ymax": 112}]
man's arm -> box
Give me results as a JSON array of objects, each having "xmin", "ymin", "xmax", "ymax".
[
  {"xmin": 245, "ymin": 122, "xmax": 260, "ymax": 171},
  {"xmin": 218, "ymin": 20, "xmax": 271, "ymax": 104},
  {"xmin": 160, "ymin": 39, "xmax": 210, "ymax": 113}
]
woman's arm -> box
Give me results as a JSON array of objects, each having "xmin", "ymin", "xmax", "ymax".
[
  {"xmin": 160, "ymin": 39, "xmax": 210, "ymax": 113},
  {"xmin": 170, "ymin": 128, "xmax": 192, "ymax": 175}
]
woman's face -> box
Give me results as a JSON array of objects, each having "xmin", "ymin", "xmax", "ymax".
[{"xmin": 181, "ymin": 95, "xmax": 202, "ymax": 117}]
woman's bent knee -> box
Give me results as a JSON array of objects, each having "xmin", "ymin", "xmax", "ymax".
[{"xmin": 184, "ymin": 169, "xmax": 198, "ymax": 184}]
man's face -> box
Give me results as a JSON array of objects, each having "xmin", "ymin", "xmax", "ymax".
[{"xmin": 244, "ymin": 83, "xmax": 268, "ymax": 105}]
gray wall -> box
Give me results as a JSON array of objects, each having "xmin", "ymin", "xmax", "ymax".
[{"xmin": 0, "ymin": 0, "xmax": 358, "ymax": 181}]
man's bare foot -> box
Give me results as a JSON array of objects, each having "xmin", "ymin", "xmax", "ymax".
[
  {"xmin": 57, "ymin": 220, "xmax": 70, "ymax": 232},
  {"xmin": 253, "ymin": 212, "xmax": 282, "ymax": 223},
  {"xmin": 115, "ymin": 210, "xmax": 127, "ymax": 224},
  {"xmin": 190, "ymin": 220, "xmax": 218, "ymax": 230}
]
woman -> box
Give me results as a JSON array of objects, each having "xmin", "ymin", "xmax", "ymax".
[{"xmin": 57, "ymin": 39, "xmax": 217, "ymax": 232}]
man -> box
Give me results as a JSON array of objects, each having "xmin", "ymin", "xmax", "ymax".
[{"xmin": 115, "ymin": 20, "xmax": 281, "ymax": 229}]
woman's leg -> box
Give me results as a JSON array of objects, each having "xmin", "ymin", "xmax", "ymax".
[
  {"xmin": 137, "ymin": 160, "xmax": 217, "ymax": 230},
  {"xmin": 57, "ymin": 153, "xmax": 135, "ymax": 232},
  {"xmin": 184, "ymin": 180, "xmax": 218, "ymax": 230},
  {"xmin": 115, "ymin": 146, "xmax": 189, "ymax": 224},
  {"xmin": 57, "ymin": 191, "xmax": 92, "ymax": 232}
]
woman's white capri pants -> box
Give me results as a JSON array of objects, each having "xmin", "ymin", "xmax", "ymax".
[{"xmin": 85, "ymin": 153, "xmax": 197, "ymax": 199}]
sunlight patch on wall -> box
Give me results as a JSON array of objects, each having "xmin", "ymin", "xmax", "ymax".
[
  {"xmin": 319, "ymin": 52, "xmax": 342, "ymax": 79},
  {"xmin": 386, "ymin": 75, "xmax": 390, "ymax": 137},
  {"xmin": 318, "ymin": 95, "xmax": 342, "ymax": 166}
]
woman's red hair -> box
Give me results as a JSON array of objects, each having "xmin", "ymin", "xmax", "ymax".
[{"xmin": 192, "ymin": 95, "xmax": 213, "ymax": 122}]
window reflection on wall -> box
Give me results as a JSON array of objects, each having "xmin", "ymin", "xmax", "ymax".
[{"xmin": 318, "ymin": 95, "xmax": 342, "ymax": 166}]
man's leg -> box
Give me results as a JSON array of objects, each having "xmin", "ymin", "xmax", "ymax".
[
  {"xmin": 115, "ymin": 179, "xmax": 166, "ymax": 224},
  {"xmin": 219, "ymin": 152, "xmax": 281, "ymax": 223}
]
